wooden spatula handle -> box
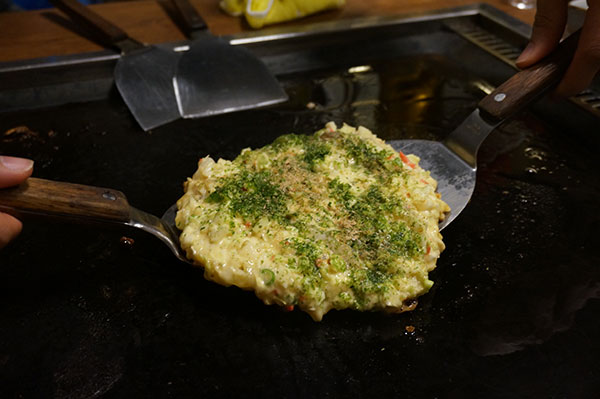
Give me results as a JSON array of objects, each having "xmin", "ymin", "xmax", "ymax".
[
  {"xmin": 479, "ymin": 29, "xmax": 581, "ymax": 121},
  {"xmin": 50, "ymin": 0, "xmax": 131, "ymax": 49},
  {"xmin": 0, "ymin": 177, "xmax": 131, "ymax": 223},
  {"xmin": 170, "ymin": 0, "xmax": 208, "ymax": 37}
]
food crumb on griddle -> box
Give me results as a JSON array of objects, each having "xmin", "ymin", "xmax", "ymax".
[{"xmin": 119, "ymin": 236, "xmax": 135, "ymax": 248}]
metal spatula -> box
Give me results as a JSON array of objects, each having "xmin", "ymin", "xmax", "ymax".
[
  {"xmin": 0, "ymin": 178, "xmax": 189, "ymax": 263},
  {"xmin": 390, "ymin": 30, "xmax": 581, "ymax": 230},
  {"xmin": 170, "ymin": 0, "xmax": 288, "ymax": 118},
  {"xmin": 51, "ymin": 0, "xmax": 181, "ymax": 131}
]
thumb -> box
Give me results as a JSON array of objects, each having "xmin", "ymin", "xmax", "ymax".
[
  {"xmin": 0, "ymin": 213, "xmax": 23, "ymax": 249},
  {"xmin": 0, "ymin": 156, "xmax": 34, "ymax": 188},
  {"xmin": 516, "ymin": 0, "xmax": 569, "ymax": 68}
]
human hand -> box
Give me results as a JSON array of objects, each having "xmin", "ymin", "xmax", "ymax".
[
  {"xmin": 0, "ymin": 156, "xmax": 34, "ymax": 249},
  {"xmin": 516, "ymin": 0, "xmax": 600, "ymax": 98}
]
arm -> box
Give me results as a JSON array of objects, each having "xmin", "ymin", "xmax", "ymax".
[{"xmin": 0, "ymin": 156, "xmax": 34, "ymax": 249}]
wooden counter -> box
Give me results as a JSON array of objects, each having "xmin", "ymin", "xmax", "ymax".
[{"xmin": 0, "ymin": 0, "xmax": 535, "ymax": 63}]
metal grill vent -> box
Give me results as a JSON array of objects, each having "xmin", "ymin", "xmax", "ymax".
[
  {"xmin": 444, "ymin": 20, "xmax": 523, "ymax": 65},
  {"xmin": 573, "ymin": 90, "xmax": 600, "ymax": 113}
]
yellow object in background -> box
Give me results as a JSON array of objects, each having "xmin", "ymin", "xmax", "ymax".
[{"xmin": 220, "ymin": 0, "xmax": 345, "ymax": 29}]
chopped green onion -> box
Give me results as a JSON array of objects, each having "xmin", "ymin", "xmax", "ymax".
[{"xmin": 261, "ymin": 268, "xmax": 275, "ymax": 285}]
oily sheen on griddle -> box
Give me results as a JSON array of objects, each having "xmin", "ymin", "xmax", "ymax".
[{"xmin": 175, "ymin": 122, "xmax": 449, "ymax": 321}]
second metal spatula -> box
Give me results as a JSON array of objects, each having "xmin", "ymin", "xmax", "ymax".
[
  {"xmin": 170, "ymin": 0, "xmax": 288, "ymax": 118},
  {"xmin": 390, "ymin": 30, "xmax": 581, "ymax": 230},
  {"xmin": 51, "ymin": 0, "xmax": 181, "ymax": 131}
]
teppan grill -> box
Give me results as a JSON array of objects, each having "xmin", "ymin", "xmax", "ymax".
[{"xmin": 1, "ymin": 5, "xmax": 599, "ymax": 398}]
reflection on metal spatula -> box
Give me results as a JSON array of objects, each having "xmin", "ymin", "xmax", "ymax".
[
  {"xmin": 170, "ymin": 0, "xmax": 288, "ymax": 118},
  {"xmin": 389, "ymin": 30, "xmax": 581, "ymax": 230},
  {"xmin": 50, "ymin": 0, "xmax": 180, "ymax": 131}
]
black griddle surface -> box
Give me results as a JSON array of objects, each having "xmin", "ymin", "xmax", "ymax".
[{"xmin": 1, "ymin": 54, "xmax": 599, "ymax": 398}]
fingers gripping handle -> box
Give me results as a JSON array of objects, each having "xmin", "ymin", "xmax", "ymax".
[{"xmin": 478, "ymin": 29, "xmax": 581, "ymax": 121}]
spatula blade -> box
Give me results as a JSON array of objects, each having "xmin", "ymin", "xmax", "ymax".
[
  {"xmin": 174, "ymin": 36, "xmax": 288, "ymax": 118},
  {"xmin": 389, "ymin": 139, "xmax": 476, "ymax": 230},
  {"xmin": 114, "ymin": 47, "xmax": 181, "ymax": 131}
]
